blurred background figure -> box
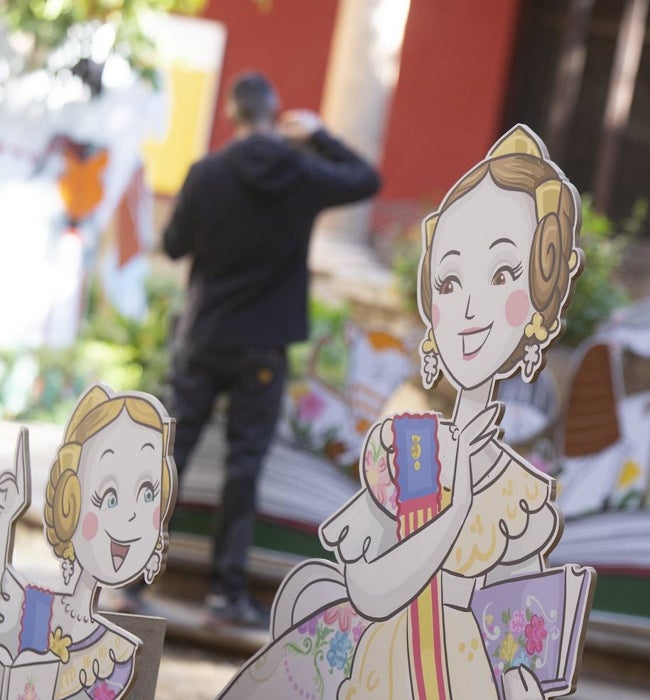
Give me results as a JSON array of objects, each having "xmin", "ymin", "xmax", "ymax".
[{"xmin": 160, "ymin": 71, "xmax": 380, "ymax": 627}]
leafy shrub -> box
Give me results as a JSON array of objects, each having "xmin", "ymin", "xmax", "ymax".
[
  {"xmin": 0, "ymin": 274, "xmax": 182, "ymax": 420},
  {"xmin": 1, "ymin": 0, "xmax": 206, "ymax": 85},
  {"xmin": 562, "ymin": 196, "xmax": 630, "ymax": 346}
]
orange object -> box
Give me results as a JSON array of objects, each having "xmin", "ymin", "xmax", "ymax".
[{"xmin": 58, "ymin": 148, "xmax": 109, "ymax": 223}]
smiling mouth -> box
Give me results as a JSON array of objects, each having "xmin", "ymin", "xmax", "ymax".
[
  {"xmin": 107, "ymin": 533, "xmax": 141, "ymax": 572},
  {"xmin": 459, "ymin": 324, "xmax": 493, "ymax": 359}
]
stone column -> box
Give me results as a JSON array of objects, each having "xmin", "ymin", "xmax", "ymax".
[{"xmin": 317, "ymin": 0, "xmax": 410, "ymax": 244}]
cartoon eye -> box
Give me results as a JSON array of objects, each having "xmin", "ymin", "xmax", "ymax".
[
  {"xmin": 138, "ymin": 480, "xmax": 159, "ymax": 504},
  {"xmin": 91, "ymin": 487, "xmax": 118, "ymax": 510},
  {"xmin": 434, "ymin": 274, "xmax": 461, "ymax": 295},
  {"xmin": 491, "ymin": 263, "xmax": 523, "ymax": 286}
]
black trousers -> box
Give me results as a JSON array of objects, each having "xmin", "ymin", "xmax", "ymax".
[{"xmin": 170, "ymin": 344, "xmax": 287, "ymax": 599}]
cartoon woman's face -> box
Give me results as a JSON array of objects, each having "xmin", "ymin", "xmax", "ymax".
[
  {"xmin": 429, "ymin": 175, "xmax": 536, "ymax": 389},
  {"xmin": 72, "ymin": 410, "xmax": 164, "ymax": 587}
]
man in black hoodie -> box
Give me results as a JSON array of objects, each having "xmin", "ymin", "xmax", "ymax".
[{"xmin": 162, "ymin": 72, "xmax": 381, "ymax": 626}]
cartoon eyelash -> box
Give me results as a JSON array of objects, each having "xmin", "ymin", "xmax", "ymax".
[
  {"xmin": 91, "ymin": 491, "xmax": 102, "ymax": 508},
  {"xmin": 138, "ymin": 480, "xmax": 161, "ymax": 497},
  {"xmin": 433, "ymin": 274, "xmax": 460, "ymax": 293},
  {"xmin": 493, "ymin": 262, "xmax": 523, "ymax": 281},
  {"xmin": 510, "ymin": 262, "xmax": 523, "ymax": 279}
]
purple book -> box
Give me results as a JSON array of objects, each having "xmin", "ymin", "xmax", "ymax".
[{"xmin": 470, "ymin": 565, "xmax": 595, "ymax": 699}]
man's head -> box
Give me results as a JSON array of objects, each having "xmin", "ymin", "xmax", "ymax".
[{"xmin": 227, "ymin": 72, "xmax": 280, "ymax": 130}]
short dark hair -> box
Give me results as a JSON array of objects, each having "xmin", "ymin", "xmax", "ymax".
[{"xmin": 228, "ymin": 72, "xmax": 279, "ymax": 125}]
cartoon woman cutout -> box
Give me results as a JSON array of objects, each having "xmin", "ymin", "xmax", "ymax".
[
  {"xmin": 218, "ymin": 125, "xmax": 590, "ymax": 700},
  {"xmin": 0, "ymin": 384, "xmax": 177, "ymax": 700}
]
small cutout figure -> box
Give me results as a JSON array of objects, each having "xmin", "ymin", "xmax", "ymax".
[{"xmin": 0, "ymin": 384, "xmax": 177, "ymax": 700}]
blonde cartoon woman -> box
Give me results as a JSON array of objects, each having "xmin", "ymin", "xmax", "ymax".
[
  {"xmin": 218, "ymin": 125, "xmax": 592, "ymax": 700},
  {"xmin": 0, "ymin": 384, "xmax": 176, "ymax": 700}
]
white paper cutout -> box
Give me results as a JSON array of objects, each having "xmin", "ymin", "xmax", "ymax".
[
  {"xmin": 0, "ymin": 384, "xmax": 177, "ymax": 700},
  {"xmin": 218, "ymin": 125, "xmax": 595, "ymax": 700},
  {"xmin": 281, "ymin": 322, "xmax": 413, "ymax": 467}
]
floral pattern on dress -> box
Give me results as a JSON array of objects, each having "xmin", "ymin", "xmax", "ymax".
[
  {"xmin": 283, "ymin": 602, "xmax": 369, "ymax": 700},
  {"xmin": 364, "ymin": 434, "xmax": 397, "ymax": 514},
  {"xmin": 17, "ymin": 679, "xmax": 39, "ymax": 700},
  {"xmin": 92, "ymin": 682, "xmax": 117, "ymax": 700}
]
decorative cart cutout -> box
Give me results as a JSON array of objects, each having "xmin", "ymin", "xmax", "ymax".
[
  {"xmin": 551, "ymin": 300, "xmax": 650, "ymax": 582},
  {"xmin": 218, "ymin": 125, "xmax": 595, "ymax": 699},
  {"xmin": 282, "ymin": 322, "xmax": 413, "ymax": 468},
  {"xmin": 0, "ymin": 384, "xmax": 177, "ymax": 700}
]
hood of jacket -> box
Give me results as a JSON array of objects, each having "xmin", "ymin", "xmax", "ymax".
[{"xmin": 225, "ymin": 134, "xmax": 302, "ymax": 194}]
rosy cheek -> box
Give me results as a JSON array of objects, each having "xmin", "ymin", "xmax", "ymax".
[
  {"xmin": 82, "ymin": 513, "xmax": 98, "ymax": 541},
  {"xmin": 505, "ymin": 289, "xmax": 530, "ymax": 327},
  {"xmin": 431, "ymin": 304, "xmax": 440, "ymax": 330},
  {"xmin": 153, "ymin": 506, "xmax": 161, "ymax": 531}
]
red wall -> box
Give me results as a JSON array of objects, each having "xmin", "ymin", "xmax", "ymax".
[
  {"xmin": 203, "ymin": 0, "xmax": 340, "ymax": 149},
  {"xmin": 379, "ymin": 0, "xmax": 521, "ymax": 206}
]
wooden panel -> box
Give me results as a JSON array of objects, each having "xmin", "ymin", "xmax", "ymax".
[{"xmin": 564, "ymin": 343, "xmax": 621, "ymax": 456}]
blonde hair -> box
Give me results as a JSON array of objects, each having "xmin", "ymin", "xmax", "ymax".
[
  {"xmin": 44, "ymin": 385, "xmax": 175, "ymax": 562},
  {"xmin": 419, "ymin": 127, "xmax": 581, "ymax": 379}
]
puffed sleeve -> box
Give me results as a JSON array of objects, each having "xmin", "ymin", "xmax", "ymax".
[
  {"xmin": 319, "ymin": 489, "xmax": 398, "ymax": 563},
  {"xmin": 319, "ymin": 420, "xmax": 400, "ymax": 562},
  {"xmin": 445, "ymin": 448, "xmax": 558, "ymax": 577}
]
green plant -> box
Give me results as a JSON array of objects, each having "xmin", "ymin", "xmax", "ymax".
[
  {"xmin": 0, "ymin": 273, "xmax": 182, "ymax": 421},
  {"xmin": 1, "ymin": 0, "xmax": 206, "ymax": 85},
  {"xmin": 392, "ymin": 222, "xmax": 423, "ymax": 315},
  {"xmin": 287, "ymin": 297, "xmax": 350, "ymax": 386},
  {"xmin": 81, "ymin": 272, "xmax": 183, "ymax": 397},
  {"xmin": 562, "ymin": 195, "xmax": 631, "ymax": 346}
]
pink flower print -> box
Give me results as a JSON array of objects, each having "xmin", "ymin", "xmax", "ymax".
[
  {"xmin": 365, "ymin": 452, "xmax": 395, "ymax": 507},
  {"xmin": 352, "ymin": 621, "xmax": 366, "ymax": 642},
  {"xmin": 297, "ymin": 391, "xmax": 325, "ymax": 422},
  {"xmin": 524, "ymin": 614, "xmax": 548, "ymax": 655},
  {"xmin": 324, "ymin": 603, "xmax": 354, "ymax": 632},
  {"xmin": 93, "ymin": 682, "xmax": 116, "ymax": 700},
  {"xmin": 509, "ymin": 610, "xmax": 526, "ymax": 634},
  {"xmin": 18, "ymin": 680, "xmax": 38, "ymax": 700}
]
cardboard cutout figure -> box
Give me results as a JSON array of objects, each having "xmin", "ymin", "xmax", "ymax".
[
  {"xmin": 218, "ymin": 125, "xmax": 595, "ymax": 700},
  {"xmin": 0, "ymin": 384, "xmax": 177, "ymax": 700}
]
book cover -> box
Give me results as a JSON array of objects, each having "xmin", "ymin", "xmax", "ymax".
[{"xmin": 471, "ymin": 565, "xmax": 595, "ymax": 699}]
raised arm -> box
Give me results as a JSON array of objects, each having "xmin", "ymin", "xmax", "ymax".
[
  {"xmin": 322, "ymin": 405, "xmax": 500, "ymax": 620},
  {"xmin": 0, "ymin": 428, "xmax": 30, "ymax": 582},
  {"xmin": 279, "ymin": 110, "xmax": 381, "ymax": 207}
]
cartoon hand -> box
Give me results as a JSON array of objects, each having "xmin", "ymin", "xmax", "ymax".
[
  {"xmin": 453, "ymin": 403, "xmax": 500, "ymax": 510},
  {"xmin": 0, "ymin": 428, "xmax": 30, "ymax": 528},
  {"xmin": 143, "ymin": 551, "xmax": 162, "ymax": 584},
  {"xmin": 502, "ymin": 665, "xmax": 545, "ymax": 700}
]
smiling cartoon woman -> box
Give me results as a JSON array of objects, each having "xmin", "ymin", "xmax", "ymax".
[
  {"xmin": 217, "ymin": 125, "xmax": 583, "ymax": 700},
  {"xmin": 0, "ymin": 384, "xmax": 176, "ymax": 700}
]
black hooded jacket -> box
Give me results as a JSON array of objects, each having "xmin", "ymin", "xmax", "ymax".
[{"xmin": 163, "ymin": 129, "xmax": 381, "ymax": 350}]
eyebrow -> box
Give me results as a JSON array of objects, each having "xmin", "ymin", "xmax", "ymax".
[
  {"xmin": 141, "ymin": 442, "xmax": 155, "ymax": 451},
  {"xmin": 489, "ymin": 237, "xmax": 516, "ymax": 249},
  {"xmin": 440, "ymin": 249, "xmax": 461, "ymax": 262},
  {"xmin": 100, "ymin": 448, "xmax": 115, "ymax": 460}
]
